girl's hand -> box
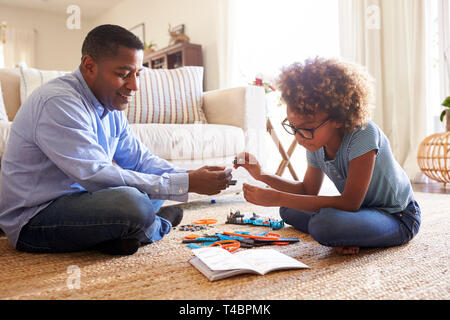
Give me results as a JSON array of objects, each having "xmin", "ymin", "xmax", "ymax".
[
  {"xmin": 233, "ymin": 152, "xmax": 262, "ymax": 181},
  {"xmin": 242, "ymin": 183, "xmax": 281, "ymax": 207}
]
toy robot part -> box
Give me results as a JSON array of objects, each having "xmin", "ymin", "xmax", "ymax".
[{"xmin": 226, "ymin": 210, "xmax": 285, "ymax": 230}]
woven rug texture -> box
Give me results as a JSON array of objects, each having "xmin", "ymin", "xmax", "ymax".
[{"xmin": 0, "ymin": 191, "xmax": 449, "ymax": 300}]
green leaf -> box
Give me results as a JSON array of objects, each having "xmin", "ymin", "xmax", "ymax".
[
  {"xmin": 440, "ymin": 110, "xmax": 447, "ymax": 122},
  {"xmin": 442, "ymin": 96, "xmax": 450, "ymax": 108}
]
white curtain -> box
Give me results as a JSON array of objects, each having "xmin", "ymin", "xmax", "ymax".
[
  {"xmin": 2, "ymin": 26, "xmax": 35, "ymax": 68},
  {"xmin": 438, "ymin": 0, "xmax": 450, "ymax": 100},
  {"xmin": 339, "ymin": 0, "xmax": 427, "ymax": 182},
  {"xmin": 215, "ymin": 0, "xmax": 238, "ymax": 89}
]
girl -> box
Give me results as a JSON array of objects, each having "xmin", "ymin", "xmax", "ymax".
[{"xmin": 234, "ymin": 57, "xmax": 420, "ymax": 255}]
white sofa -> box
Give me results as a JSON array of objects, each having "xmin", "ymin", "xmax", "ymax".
[{"xmin": 0, "ymin": 67, "xmax": 267, "ymax": 201}]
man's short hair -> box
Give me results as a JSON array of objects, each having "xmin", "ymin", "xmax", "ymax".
[{"xmin": 81, "ymin": 24, "xmax": 144, "ymax": 60}]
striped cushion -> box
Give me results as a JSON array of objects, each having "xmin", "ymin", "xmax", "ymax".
[
  {"xmin": 19, "ymin": 66, "xmax": 68, "ymax": 104},
  {"xmin": 126, "ymin": 66, "xmax": 207, "ymax": 124}
]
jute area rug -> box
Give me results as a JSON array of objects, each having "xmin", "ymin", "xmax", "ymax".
[{"xmin": 0, "ymin": 191, "xmax": 449, "ymax": 300}]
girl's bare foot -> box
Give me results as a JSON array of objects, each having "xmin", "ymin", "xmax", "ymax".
[{"xmin": 335, "ymin": 246, "xmax": 360, "ymax": 255}]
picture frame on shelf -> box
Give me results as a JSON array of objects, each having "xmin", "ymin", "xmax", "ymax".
[{"xmin": 129, "ymin": 23, "xmax": 145, "ymax": 44}]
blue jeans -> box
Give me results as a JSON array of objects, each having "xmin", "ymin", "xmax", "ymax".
[
  {"xmin": 16, "ymin": 186, "xmax": 172, "ymax": 253},
  {"xmin": 279, "ymin": 200, "xmax": 421, "ymax": 248}
]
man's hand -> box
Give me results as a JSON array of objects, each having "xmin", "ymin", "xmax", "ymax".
[
  {"xmin": 242, "ymin": 183, "xmax": 281, "ymax": 207},
  {"xmin": 188, "ymin": 166, "xmax": 233, "ymax": 195}
]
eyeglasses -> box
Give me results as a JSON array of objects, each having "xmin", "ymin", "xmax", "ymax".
[{"xmin": 281, "ymin": 118, "xmax": 330, "ymax": 140}]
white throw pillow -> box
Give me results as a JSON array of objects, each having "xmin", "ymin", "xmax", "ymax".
[
  {"xmin": 19, "ymin": 66, "xmax": 69, "ymax": 104},
  {"xmin": 126, "ymin": 66, "xmax": 207, "ymax": 124},
  {"xmin": 0, "ymin": 83, "xmax": 8, "ymax": 122}
]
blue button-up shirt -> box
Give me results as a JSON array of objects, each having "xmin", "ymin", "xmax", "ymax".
[{"xmin": 0, "ymin": 67, "xmax": 189, "ymax": 247}]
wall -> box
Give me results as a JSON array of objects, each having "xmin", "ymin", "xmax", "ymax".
[
  {"xmin": 0, "ymin": 4, "xmax": 93, "ymax": 71},
  {"xmin": 92, "ymin": 0, "xmax": 220, "ymax": 91}
]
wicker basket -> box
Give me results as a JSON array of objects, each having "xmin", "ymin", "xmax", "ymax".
[{"xmin": 417, "ymin": 132, "xmax": 450, "ymax": 187}]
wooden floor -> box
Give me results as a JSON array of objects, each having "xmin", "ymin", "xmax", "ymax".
[{"xmin": 412, "ymin": 182, "xmax": 450, "ymax": 194}]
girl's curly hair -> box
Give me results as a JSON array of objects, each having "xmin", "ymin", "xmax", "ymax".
[{"xmin": 277, "ymin": 57, "xmax": 374, "ymax": 133}]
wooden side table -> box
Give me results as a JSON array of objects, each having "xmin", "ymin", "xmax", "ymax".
[{"xmin": 266, "ymin": 118, "xmax": 299, "ymax": 180}]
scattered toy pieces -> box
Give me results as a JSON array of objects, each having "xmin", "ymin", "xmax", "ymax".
[
  {"xmin": 177, "ymin": 224, "xmax": 214, "ymax": 232},
  {"xmin": 177, "ymin": 218, "xmax": 218, "ymax": 232},
  {"xmin": 193, "ymin": 219, "xmax": 218, "ymax": 225},
  {"xmin": 182, "ymin": 230, "xmax": 299, "ymax": 250},
  {"xmin": 226, "ymin": 210, "xmax": 285, "ymax": 230}
]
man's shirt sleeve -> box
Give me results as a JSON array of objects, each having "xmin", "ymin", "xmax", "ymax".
[{"xmin": 34, "ymin": 96, "xmax": 189, "ymax": 202}]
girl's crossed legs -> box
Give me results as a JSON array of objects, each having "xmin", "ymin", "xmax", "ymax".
[{"xmin": 279, "ymin": 201, "xmax": 421, "ymax": 254}]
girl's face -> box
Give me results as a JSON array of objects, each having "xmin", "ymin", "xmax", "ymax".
[{"xmin": 285, "ymin": 107, "xmax": 342, "ymax": 152}]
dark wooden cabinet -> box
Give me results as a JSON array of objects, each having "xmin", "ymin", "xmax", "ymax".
[{"xmin": 143, "ymin": 42, "xmax": 203, "ymax": 69}]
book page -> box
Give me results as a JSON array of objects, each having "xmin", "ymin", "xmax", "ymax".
[
  {"xmin": 192, "ymin": 247, "xmax": 254, "ymax": 271},
  {"xmin": 234, "ymin": 249, "xmax": 309, "ymax": 275},
  {"xmin": 189, "ymin": 257, "xmax": 256, "ymax": 281}
]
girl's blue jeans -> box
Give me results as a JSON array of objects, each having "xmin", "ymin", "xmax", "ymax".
[
  {"xmin": 16, "ymin": 186, "xmax": 171, "ymax": 253},
  {"xmin": 279, "ymin": 200, "xmax": 421, "ymax": 248}
]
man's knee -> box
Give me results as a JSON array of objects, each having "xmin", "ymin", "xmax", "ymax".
[{"xmin": 108, "ymin": 187, "xmax": 156, "ymax": 229}]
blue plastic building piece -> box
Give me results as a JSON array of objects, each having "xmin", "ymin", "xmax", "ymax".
[
  {"xmin": 226, "ymin": 210, "xmax": 285, "ymax": 230},
  {"xmin": 186, "ymin": 243, "xmax": 202, "ymax": 249},
  {"xmin": 233, "ymin": 231, "xmax": 251, "ymax": 235},
  {"xmin": 200, "ymin": 242, "xmax": 216, "ymax": 246},
  {"xmin": 216, "ymin": 233, "xmax": 237, "ymax": 241}
]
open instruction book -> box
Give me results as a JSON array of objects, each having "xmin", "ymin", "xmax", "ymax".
[{"xmin": 190, "ymin": 247, "xmax": 309, "ymax": 281}]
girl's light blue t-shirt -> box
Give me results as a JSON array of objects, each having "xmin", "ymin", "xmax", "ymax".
[{"xmin": 306, "ymin": 121, "xmax": 414, "ymax": 213}]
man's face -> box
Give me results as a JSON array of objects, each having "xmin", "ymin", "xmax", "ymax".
[{"xmin": 89, "ymin": 46, "xmax": 143, "ymax": 111}]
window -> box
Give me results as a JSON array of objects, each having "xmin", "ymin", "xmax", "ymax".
[
  {"xmin": 229, "ymin": 0, "xmax": 340, "ymax": 193},
  {"xmin": 230, "ymin": 0, "xmax": 340, "ymax": 86},
  {"xmin": 426, "ymin": 0, "xmax": 450, "ymax": 134}
]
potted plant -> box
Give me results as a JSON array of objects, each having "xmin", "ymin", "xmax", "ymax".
[
  {"xmin": 143, "ymin": 41, "xmax": 157, "ymax": 56},
  {"xmin": 440, "ymin": 96, "xmax": 450, "ymax": 131}
]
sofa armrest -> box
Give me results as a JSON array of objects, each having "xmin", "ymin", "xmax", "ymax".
[{"xmin": 202, "ymin": 86, "xmax": 266, "ymax": 159}]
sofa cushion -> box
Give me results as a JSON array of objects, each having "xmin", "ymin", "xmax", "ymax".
[
  {"xmin": 0, "ymin": 122, "xmax": 245, "ymax": 162},
  {"xmin": 0, "ymin": 121, "xmax": 244, "ymax": 162},
  {"xmin": 19, "ymin": 66, "xmax": 68, "ymax": 104},
  {"xmin": 0, "ymin": 68, "xmax": 21, "ymax": 121},
  {"xmin": 130, "ymin": 123, "xmax": 244, "ymax": 160},
  {"xmin": 0, "ymin": 84, "xmax": 8, "ymax": 122},
  {"xmin": 126, "ymin": 66, "xmax": 207, "ymax": 124}
]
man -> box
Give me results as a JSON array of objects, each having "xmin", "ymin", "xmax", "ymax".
[{"xmin": 0, "ymin": 24, "xmax": 231, "ymax": 255}]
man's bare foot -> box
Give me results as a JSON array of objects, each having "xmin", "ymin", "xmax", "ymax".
[{"xmin": 335, "ymin": 246, "xmax": 360, "ymax": 255}]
